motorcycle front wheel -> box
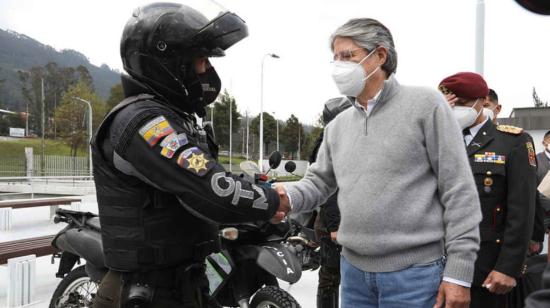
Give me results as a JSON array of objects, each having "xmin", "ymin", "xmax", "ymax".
[
  {"xmin": 49, "ymin": 265, "xmax": 98, "ymax": 308},
  {"xmin": 249, "ymin": 286, "xmax": 301, "ymax": 308}
]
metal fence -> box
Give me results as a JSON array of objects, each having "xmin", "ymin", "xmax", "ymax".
[
  {"xmin": 0, "ymin": 156, "xmax": 26, "ymax": 177},
  {"xmin": 0, "ymin": 155, "xmax": 89, "ymax": 177},
  {"xmin": 32, "ymin": 155, "xmax": 89, "ymax": 176}
]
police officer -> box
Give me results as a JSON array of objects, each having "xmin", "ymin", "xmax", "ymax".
[
  {"xmin": 440, "ymin": 72, "xmax": 537, "ymax": 308},
  {"xmin": 91, "ymin": 2, "xmax": 288, "ymax": 307},
  {"xmin": 310, "ymin": 97, "xmax": 351, "ymax": 308}
]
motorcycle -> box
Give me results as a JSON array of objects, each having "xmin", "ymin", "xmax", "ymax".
[{"xmin": 49, "ymin": 152, "xmax": 317, "ymax": 308}]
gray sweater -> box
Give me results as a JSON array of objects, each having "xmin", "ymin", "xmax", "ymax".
[{"xmin": 286, "ymin": 76, "xmax": 482, "ymax": 283}]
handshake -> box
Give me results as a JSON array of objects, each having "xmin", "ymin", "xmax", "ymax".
[{"xmin": 270, "ymin": 184, "xmax": 292, "ymax": 224}]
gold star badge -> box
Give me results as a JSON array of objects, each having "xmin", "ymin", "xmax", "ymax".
[{"xmin": 186, "ymin": 153, "xmax": 209, "ymax": 174}]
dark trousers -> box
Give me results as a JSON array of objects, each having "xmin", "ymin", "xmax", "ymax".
[
  {"xmin": 470, "ymin": 286, "xmax": 507, "ymax": 308},
  {"xmin": 315, "ymin": 213, "xmax": 341, "ymax": 308}
]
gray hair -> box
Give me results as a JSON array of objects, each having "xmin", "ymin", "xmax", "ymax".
[{"xmin": 330, "ymin": 18, "xmax": 398, "ymax": 75}]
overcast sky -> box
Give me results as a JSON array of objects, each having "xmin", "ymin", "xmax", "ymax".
[{"xmin": 1, "ymin": 0, "xmax": 549, "ymax": 125}]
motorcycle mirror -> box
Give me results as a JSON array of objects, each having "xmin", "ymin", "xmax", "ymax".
[
  {"xmin": 268, "ymin": 151, "xmax": 282, "ymax": 169},
  {"xmin": 284, "ymin": 161, "xmax": 296, "ymax": 173}
]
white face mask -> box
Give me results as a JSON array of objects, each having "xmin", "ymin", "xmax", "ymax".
[
  {"xmin": 452, "ymin": 99, "xmax": 482, "ymax": 129},
  {"xmin": 482, "ymin": 107, "xmax": 494, "ymax": 121},
  {"xmin": 331, "ymin": 49, "xmax": 380, "ymax": 97}
]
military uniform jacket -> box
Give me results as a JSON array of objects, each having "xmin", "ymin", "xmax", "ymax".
[{"xmin": 466, "ymin": 120, "xmax": 537, "ymax": 286}]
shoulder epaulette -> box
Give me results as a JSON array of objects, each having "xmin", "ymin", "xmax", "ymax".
[{"xmin": 496, "ymin": 125, "xmax": 523, "ymax": 135}]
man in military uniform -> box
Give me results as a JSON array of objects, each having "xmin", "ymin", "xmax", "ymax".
[
  {"xmin": 91, "ymin": 2, "xmax": 288, "ymax": 307},
  {"xmin": 485, "ymin": 89, "xmax": 545, "ymax": 256},
  {"xmin": 440, "ymin": 72, "xmax": 537, "ymax": 308},
  {"xmin": 310, "ymin": 97, "xmax": 352, "ymax": 308}
]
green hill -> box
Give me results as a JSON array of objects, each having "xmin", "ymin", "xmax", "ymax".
[{"xmin": 0, "ymin": 28, "xmax": 120, "ymax": 111}]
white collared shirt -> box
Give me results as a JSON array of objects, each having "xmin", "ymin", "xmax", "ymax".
[
  {"xmin": 353, "ymin": 88, "xmax": 383, "ymax": 117},
  {"xmin": 464, "ymin": 116, "xmax": 489, "ymax": 146}
]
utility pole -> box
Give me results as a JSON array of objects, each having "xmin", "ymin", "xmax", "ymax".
[
  {"xmin": 475, "ymin": 0, "xmax": 485, "ymax": 75},
  {"xmin": 246, "ymin": 110, "xmax": 249, "ymax": 160},
  {"xmin": 229, "ymin": 96, "xmax": 232, "ymax": 172},
  {"xmin": 297, "ymin": 127, "xmax": 301, "ymax": 160},
  {"xmin": 41, "ymin": 78, "xmax": 45, "ymax": 176}
]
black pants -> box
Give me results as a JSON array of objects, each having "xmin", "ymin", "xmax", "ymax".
[
  {"xmin": 314, "ymin": 212, "xmax": 341, "ymax": 308},
  {"xmin": 93, "ymin": 268, "xmax": 214, "ymax": 308},
  {"xmin": 470, "ymin": 286, "xmax": 507, "ymax": 308}
]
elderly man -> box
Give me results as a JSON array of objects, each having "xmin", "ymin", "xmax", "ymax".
[
  {"xmin": 275, "ymin": 18, "xmax": 482, "ymax": 308},
  {"xmin": 439, "ymin": 72, "xmax": 537, "ymax": 308}
]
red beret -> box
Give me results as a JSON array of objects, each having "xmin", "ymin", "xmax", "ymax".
[{"xmin": 438, "ymin": 72, "xmax": 489, "ymax": 100}]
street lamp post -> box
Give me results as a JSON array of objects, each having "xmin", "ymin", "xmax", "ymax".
[
  {"xmin": 259, "ymin": 53, "xmax": 280, "ymax": 172},
  {"xmin": 73, "ymin": 97, "xmax": 93, "ymax": 176}
]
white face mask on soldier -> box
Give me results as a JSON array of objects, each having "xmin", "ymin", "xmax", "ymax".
[
  {"xmin": 452, "ymin": 99, "xmax": 482, "ymax": 129},
  {"xmin": 331, "ymin": 49, "xmax": 380, "ymax": 97},
  {"xmin": 482, "ymin": 107, "xmax": 495, "ymax": 121}
]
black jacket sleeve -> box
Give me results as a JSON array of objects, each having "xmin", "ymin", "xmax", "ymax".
[
  {"xmin": 321, "ymin": 192, "xmax": 340, "ymax": 232},
  {"xmin": 108, "ymin": 103, "xmax": 279, "ymax": 224},
  {"xmin": 494, "ymin": 134, "xmax": 537, "ymax": 278},
  {"xmin": 532, "ymin": 193, "xmax": 546, "ymax": 242}
]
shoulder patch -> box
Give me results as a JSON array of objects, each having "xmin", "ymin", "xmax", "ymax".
[
  {"xmin": 139, "ymin": 116, "xmax": 175, "ymax": 146},
  {"xmin": 177, "ymin": 147, "xmax": 214, "ymax": 177},
  {"xmin": 160, "ymin": 133, "xmax": 188, "ymax": 158},
  {"xmin": 526, "ymin": 142, "xmax": 537, "ymax": 167},
  {"xmin": 496, "ymin": 125, "xmax": 523, "ymax": 135}
]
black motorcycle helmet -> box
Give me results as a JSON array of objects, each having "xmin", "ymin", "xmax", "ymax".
[{"xmin": 120, "ymin": 1, "xmax": 248, "ymax": 115}]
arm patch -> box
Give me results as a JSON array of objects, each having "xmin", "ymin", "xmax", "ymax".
[
  {"xmin": 138, "ymin": 116, "xmax": 175, "ymax": 146},
  {"xmin": 177, "ymin": 147, "xmax": 214, "ymax": 177}
]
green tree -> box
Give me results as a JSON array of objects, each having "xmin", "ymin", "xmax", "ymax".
[
  {"xmin": 281, "ymin": 114, "xmax": 305, "ymax": 159},
  {"xmin": 250, "ymin": 112, "xmax": 277, "ymax": 157},
  {"xmin": 76, "ymin": 65, "xmax": 94, "ymax": 91},
  {"xmin": 301, "ymin": 126, "xmax": 323, "ymax": 160},
  {"xmin": 106, "ymin": 83, "xmax": 124, "ymax": 110},
  {"xmin": 210, "ymin": 89, "xmax": 241, "ymax": 149},
  {"xmin": 18, "ymin": 67, "xmax": 50, "ymax": 135},
  {"xmin": 533, "ymin": 87, "xmax": 548, "ymax": 107},
  {"xmin": 55, "ymin": 81, "xmax": 106, "ymax": 157}
]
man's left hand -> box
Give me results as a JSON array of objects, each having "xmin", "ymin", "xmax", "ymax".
[
  {"xmin": 482, "ymin": 270, "xmax": 516, "ymax": 294},
  {"xmin": 433, "ymin": 281, "xmax": 470, "ymax": 308},
  {"xmin": 528, "ymin": 241, "xmax": 542, "ymax": 256}
]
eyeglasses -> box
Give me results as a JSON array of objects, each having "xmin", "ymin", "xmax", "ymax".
[{"xmin": 332, "ymin": 48, "xmax": 367, "ymax": 61}]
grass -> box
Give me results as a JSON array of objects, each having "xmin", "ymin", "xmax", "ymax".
[
  {"xmin": 0, "ymin": 138, "xmax": 86, "ymax": 158},
  {"xmin": 217, "ymin": 155, "xmax": 247, "ymax": 165},
  {"xmin": 273, "ymin": 175, "xmax": 302, "ymax": 182}
]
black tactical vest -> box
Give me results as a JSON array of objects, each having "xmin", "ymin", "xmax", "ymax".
[{"xmin": 92, "ymin": 95, "xmax": 218, "ymax": 272}]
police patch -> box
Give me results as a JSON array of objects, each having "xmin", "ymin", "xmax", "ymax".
[
  {"xmin": 527, "ymin": 142, "xmax": 537, "ymax": 167},
  {"xmin": 177, "ymin": 147, "xmax": 213, "ymax": 176},
  {"xmin": 159, "ymin": 133, "xmax": 188, "ymax": 159},
  {"xmin": 139, "ymin": 116, "xmax": 175, "ymax": 147}
]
